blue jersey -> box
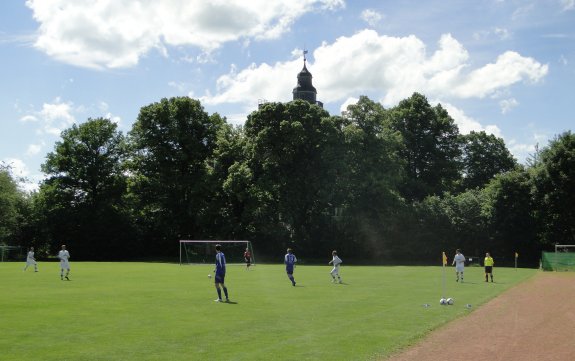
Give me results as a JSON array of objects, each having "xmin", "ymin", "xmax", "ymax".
[
  {"xmin": 215, "ymin": 252, "xmax": 226, "ymax": 276},
  {"xmin": 285, "ymin": 253, "xmax": 297, "ymax": 266},
  {"xmin": 285, "ymin": 253, "xmax": 297, "ymax": 273}
]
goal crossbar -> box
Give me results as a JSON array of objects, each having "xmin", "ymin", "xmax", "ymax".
[
  {"xmin": 179, "ymin": 240, "xmax": 254, "ymax": 265},
  {"xmin": 555, "ymin": 244, "xmax": 575, "ymax": 252}
]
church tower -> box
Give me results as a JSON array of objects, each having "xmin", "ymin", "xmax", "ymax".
[{"xmin": 292, "ymin": 51, "xmax": 323, "ymax": 108}]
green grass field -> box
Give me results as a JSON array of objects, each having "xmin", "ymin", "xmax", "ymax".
[{"xmin": 1, "ymin": 262, "xmax": 536, "ymax": 361}]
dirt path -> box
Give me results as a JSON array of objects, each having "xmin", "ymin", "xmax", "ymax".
[{"xmin": 386, "ymin": 272, "xmax": 575, "ymax": 361}]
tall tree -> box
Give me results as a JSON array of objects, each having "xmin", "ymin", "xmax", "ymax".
[
  {"xmin": 340, "ymin": 96, "xmax": 405, "ymax": 258},
  {"xmin": 128, "ymin": 97, "xmax": 225, "ymax": 253},
  {"xmin": 39, "ymin": 118, "xmax": 130, "ymax": 259},
  {"xmin": 388, "ymin": 93, "xmax": 462, "ymax": 201},
  {"xmin": 0, "ymin": 164, "xmax": 28, "ymax": 245},
  {"xmin": 531, "ymin": 131, "xmax": 575, "ymax": 246},
  {"xmin": 42, "ymin": 118, "xmax": 126, "ymax": 207},
  {"xmin": 460, "ymin": 131, "xmax": 517, "ymax": 190},
  {"xmin": 482, "ymin": 169, "xmax": 538, "ymax": 264},
  {"xmin": 242, "ymin": 100, "xmax": 343, "ymax": 256},
  {"xmin": 204, "ymin": 123, "xmax": 250, "ymax": 239}
]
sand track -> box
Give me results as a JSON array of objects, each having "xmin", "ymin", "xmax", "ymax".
[{"xmin": 387, "ymin": 272, "xmax": 575, "ymax": 361}]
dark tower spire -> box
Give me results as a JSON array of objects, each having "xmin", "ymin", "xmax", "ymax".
[{"xmin": 292, "ymin": 50, "xmax": 322, "ymax": 107}]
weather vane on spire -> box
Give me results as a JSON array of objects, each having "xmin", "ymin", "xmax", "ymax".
[{"xmin": 303, "ymin": 49, "xmax": 308, "ymax": 63}]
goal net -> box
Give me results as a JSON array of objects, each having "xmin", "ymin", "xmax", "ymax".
[
  {"xmin": 0, "ymin": 245, "xmax": 22, "ymax": 262},
  {"xmin": 542, "ymin": 245, "xmax": 575, "ymax": 271},
  {"xmin": 179, "ymin": 240, "xmax": 255, "ymax": 265}
]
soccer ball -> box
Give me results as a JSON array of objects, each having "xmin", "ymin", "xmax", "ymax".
[
  {"xmin": 440, "ymin": 298, "xmax": 447, "ymax": 305},
  {"xmin": 208, "ymin": 274, "xmax": 211, "ymax": 278},
  {"xmin": 446, "ymin": 298, "xmax": 454, "ymax": 305}
]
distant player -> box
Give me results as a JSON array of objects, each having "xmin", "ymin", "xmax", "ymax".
[
  {"xmin": 484, "ymin": 252, "xmax": 494, "ymax": 282},
  {"xmin": 213, "ymin": 244, "xmax": 230, "ymax": 302},
  {"xmin": 58, "ymin": 245, "xmax": 70, "ymax": 280},
  {"xmin": 243, "ymin": 248, "xmax": 252, "ymax": 270},
  {"xmin": 285, "ymin": 248, "xmax": 297, "ymax": 286},
  {"xmin": 23, "ymin": 247, "xmax": 38, "ymax": 272},
  {"xmin": 328, "ymin": 250, "xmax": 343, "ymax": 283},
  {"xmin": 452, "ymin": 249, "xmax": 465, "ymax": 282}
]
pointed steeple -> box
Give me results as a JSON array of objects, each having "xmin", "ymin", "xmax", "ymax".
[{"xmin": 292, "ymin": 50, "xmax": 322, "ymax": 107}]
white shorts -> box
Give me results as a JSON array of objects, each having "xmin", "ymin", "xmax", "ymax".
[
  {"xmin": 26, "ymin": 260, "xmax": 37, "ymax": 266},
  {"xmin": 330, "ymin": 265, "xmax": 340, "ymax": 276},
  {"xmin": 60, "ymin": 260, "xmax": 70, "ymax": 270},
  {"xmin": 455, "ymin": 265, "xmax": 464, "ymax": 273}
]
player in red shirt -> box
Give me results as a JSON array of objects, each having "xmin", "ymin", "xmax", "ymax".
[{"xmin": 244, "ymin": 248, "xmax": 252, "ymax": 270}]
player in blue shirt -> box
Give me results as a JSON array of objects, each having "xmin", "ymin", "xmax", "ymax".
[
  {"xmin": 214, "ymin": 244, "xmax": 229, "ymax": 302},
  {"xmin": 285, "ymin": 248, "xmax": 297, "ymax": 286}
]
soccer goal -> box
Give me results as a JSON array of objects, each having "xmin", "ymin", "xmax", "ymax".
[
  {"xmin": 0, "ymin": 245, "xmax": 21, "ymax": 262},
  {"xmin": 179, "ymin": 240, "xmax": 255, "ymax": 265},
  {"xmin": 541, "ymin": 245, "xmax": 575, "ymax": 271}
]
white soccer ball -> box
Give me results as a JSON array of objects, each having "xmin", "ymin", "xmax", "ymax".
[
  {"xmin": 446, "ymin": 298, "xmax": 454, "ymax": 305},
  {"xmin": 440, "ymin": 298, "xmax": 447, "ymax": 305},
  {"xmin": 208, "ymin": 274, "xmax": 211, "ymax": 278}
]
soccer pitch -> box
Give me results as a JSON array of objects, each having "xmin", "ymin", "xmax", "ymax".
[{"xmin": 1, "ymin": 263, "xmax": 535, "ymax": 361}]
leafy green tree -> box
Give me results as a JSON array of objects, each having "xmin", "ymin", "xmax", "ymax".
[
  {"xmin": 407, "ymin": 190, "xmax": 488, "ymax": 262},
  {"xmin": 531, "ymin": 131, "xmax": 575, "ymax": 246},
  {"xmin": 242, "ymin": 100, "xmax": 344, "ymax": 256},
  {"xmin": 0, "ymin": 164, "xmax": 28, "ymax": 245},
  {"xmin": 406, "ymin": 195, "xmax": 455, "ymax": 261},
  {"xmin": 340, "ymin": 96, "xmax": 405, "ymax": 258},
  {"xmin": 388, "ymin": 93, "xmax": 462, "ymax": 201},
  {"xmin": 460, "ymin": 131, "xmax": 517, "ymax": 190},
  {"xmin": 128, "ymin": 97, "xmax": 225, "ymax": 254},
  {"xmin": 482, "ymin": 169, "xmax": 538, "ymax": 264},
  {"xmin": 42, "ymin": 118, "xmax": 126, "ymax": 207},
  {"xmin": 203, "ymin": 124, "xmax": 251, "ymax": 239},
  {"xmin": 39, "ymin": 118, "xmax": 131, "ymax": 259}
]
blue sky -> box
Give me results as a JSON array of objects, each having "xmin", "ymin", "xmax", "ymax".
[{"xmin": 1, "ymin": 0, "xmax": 574, "ymax": 191}]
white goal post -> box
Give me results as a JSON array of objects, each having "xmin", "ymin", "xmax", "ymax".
[
  {"xmin": 179, "ymin": 240, "xmax": 255, "ymax": 265},
  {"xmin": 0, "ymin": 245, "xmax": 21, "ymax": 262},
  {"xmin": 555, "ymin": 244, "xmax": 575, "ymax": 252}
]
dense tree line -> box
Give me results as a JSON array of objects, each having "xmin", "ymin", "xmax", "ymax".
[{"xmin": 3, "ymin": 94, "xmax": 574, "ymax": 265}]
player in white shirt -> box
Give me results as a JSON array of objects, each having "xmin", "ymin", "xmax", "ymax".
[
  {"xmin": 58, "ymin": 245, "xmax": 71, "ymax": 281},
  {"xmin": 23, "ymin": 247, "xmax": 38, "ymax": 272},
  {"xmin": 452, "ymin": 249, "xmax": 465, "ymax": 282},
  {"xmin": 328, "ymin": 250, "xmax": 343, "ymax": 283}
]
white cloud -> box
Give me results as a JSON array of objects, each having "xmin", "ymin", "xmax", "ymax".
[
  {"xmin": 39, "ymin": 99, "xmax": 76, "ymax": 135},
  {"xmin": 168, "ymin": 81, "xmax": 188, "ymax": 93},
  {"xmin": 361, "ymin": 9, "xmax": 383, "ymax": 27},
  {"xmin": 26, "ymin": 143, "xmax": 44, "ymax": 156},
  {"xmin": 1, "ymin": 158, "xmax": 45, "ymax": 193},
  {"xmin": 97, "ymin": 102, "xmax": 122, "ymax": 125},
  {"xmin": 494, "ymin": 27, "xmax": 511, "ymax": 40},
  {"xmin": 508, "ymin": 140, "xmax": 534, "ymax": 163},
  {"xmin": 473, "ymin": 27, "xmax": 511, "ymax": 41},
  {"xmin": 340, "ymin": 97, "xmax": 359, "ymax": 113},
  {"xmin": 2, "ymin": 158, "xmax": 30, "ymax": 178},
  {"xmin": 201, "ymin": 30, "xmax": 548, "ymax": 112},
  {"xmin": 20, "ymin": 115, "xmax": 38, "ymax": 122},
  {"xmin": 453, "ymin": 51, "xmax": 548, "ymax": 99},
  {"xmin": 98, "ymin": 102, "xmax": 110, "ymax": 112},
  {"xmin": 201, "ymin": 61, "xmax": 297, "ymax": 107},
  {"xmin": 499, "ymin": 98, "xmax": 519, "ymax": 114},
  {"xmin": 25, "ymin": 0, "xmax": 344, "ymax": 69},
  {"xmin": 560, "ymin": 0, "xmax": 575, "ymax": 11},
  {"xmin": 440, "ymin": 102, "xmax": 502, "ymax": 137},
  {"xmin": 507, "ymin": 129, "xmax": 550, "ymax": 163},
  {"xmin": 512, "ymin": 4, "xmax": 535, "ymax": 20},
  {"xmin": 105, "ymin": 113, "xmax": 122, "ymax": 125},
  {"xmin": 19, "ymin": 97, "xmax": 76, "ymax": 136}
]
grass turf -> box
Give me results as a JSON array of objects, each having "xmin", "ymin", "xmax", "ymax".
[{"xmin": 0, "ymin": 262, "xmax": 536, "ymax": 360}]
